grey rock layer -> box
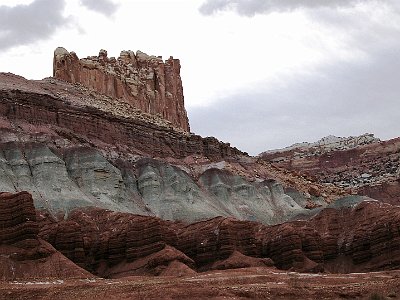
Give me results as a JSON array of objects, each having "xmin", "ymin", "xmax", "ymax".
[{"xmin": 0, "ymin": 140, "xmax": 307, "ymax": 224}]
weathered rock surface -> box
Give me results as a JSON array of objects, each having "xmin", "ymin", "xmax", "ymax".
[
  {"xmin": 36, "ymin": 197, "xmax": 400, "ymax": 276},
  {"xmin": 1, "ymin": 190, "xmax": 399, "ymax": 282},
  {"xmin": 53, "ymin": 47, "xmax": 190, "ymax": 131},
  {"xmin": 262, "ymin": 133, "xmax": 379, "ymax": 156},
  {"xmin": 261, "ymin": 134, "xmax": 400, "ymax": 204},
  {"xmin": 0, "ymin": 192, "xmax": 92, "ymax": 280},
  {"xmin": 198, "ymin": 169, "xmax": 303, "ymax": 224},
  {"xmin": 38, "ymin": 208, "xmax": 196, "ymax": 278},
  {"xmin": 0, "ymin": 134, "xmax": 307, "ymax": 222}
]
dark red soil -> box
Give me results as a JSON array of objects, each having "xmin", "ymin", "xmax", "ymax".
[{"xmin": 1, "ymin": 267, "xmax": 399, "ymax": 300}]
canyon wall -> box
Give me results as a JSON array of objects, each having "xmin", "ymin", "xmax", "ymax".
[{"xmin": 53, "ymin": 47, "xmax": 190, "ymax": 132}]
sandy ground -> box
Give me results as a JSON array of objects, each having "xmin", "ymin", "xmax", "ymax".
[{"xmin": 1, "ymin": 267, "xmax": 399, "ymax": 300}]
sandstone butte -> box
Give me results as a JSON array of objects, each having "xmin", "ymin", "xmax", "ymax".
[
  {"xmin": 53, "ymin": 47, "xmax": 190, "ymax": 132},
  {"xmin": 0, "ymin": 47, "xmax": 400, "ymax": 299}
]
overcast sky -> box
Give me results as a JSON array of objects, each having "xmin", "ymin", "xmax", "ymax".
[{"xmin": 0, "ymin": 0, "xmax": 399, "ymax": 155}]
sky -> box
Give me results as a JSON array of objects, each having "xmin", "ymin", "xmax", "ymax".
[{"xmin": 0, "ymin": 0, "xmax": 399, "ymax": 155}]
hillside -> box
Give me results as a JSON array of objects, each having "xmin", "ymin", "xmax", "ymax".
[{"xmin": 261, "ymin": 134, "xmax": 400, "ymax": 204}]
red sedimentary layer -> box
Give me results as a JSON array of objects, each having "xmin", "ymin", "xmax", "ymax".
[
  {"xmin": 0, "ymin": 192, "xmax": 92, "ymax": 280},
  {"xmin": 0, "ymin": 192, "xmax": 39, "ymax": 250},
  {"xmin": 1, "ymin": 191, "xmax": 399, "ymax": 280},
  {"xmin": 0, "ymin": 73, "xmax": 245, "ymax": 160},
  {"xmin": 37, "ymin": 199, "xmax": 400, "ymax": 276}
]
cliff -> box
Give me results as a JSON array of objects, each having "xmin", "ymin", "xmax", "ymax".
[
  {"xmin": 0, "ymin": 73, "xmax": 243, "ymax": 160},
  {"xmin": 53, "ymin": 47, "xmax": 190, "ymax": 132}
]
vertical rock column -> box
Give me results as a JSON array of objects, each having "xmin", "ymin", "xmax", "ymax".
[{"xmin": 53, "ymin": 47, "xmax": 190, "ymax": 132}]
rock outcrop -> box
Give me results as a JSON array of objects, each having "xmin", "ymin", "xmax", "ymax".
[
  {"xmin": 38, "ymin": 208, "xmax": 196, "ymax": 278},
  {"xmin": 261, "ymin": 134, "xmax": 400, "ymax": 204},
  {"xmin": 36, "ymin": 197, "xmax": 400, "ymax": 276},
  {"xmin": 261, "ymin": 133, "xmax": 380, "ymax": 156},
  {"xmin": 0, "ymin": 192, "xmax": 92, "ymax": 280},
  {"xmin": 53, "ymin": 47, "xmax": 190, "ymax": 132}
]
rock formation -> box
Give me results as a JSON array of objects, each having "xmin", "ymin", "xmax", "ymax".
[
  {"xmin": 53, "ymin": 47, "xmax": 190, "ymax": 132},
  {"xmin": 0, "ymin": 73, "xmax": 242, "ymax": 160},
  {"xmin": 0, "ymin": 72, "xmax": 317, "ymax": 223},
  {"xmin": 261, "ymin": 133, "xmax": 380, "ymax": 156},
  {"xmin": 261, "ymin": 134, "xmax": 400, "ymax": 204},
  {"xmin": 0, "ymin": 192, "xmax": 92, "ymax": 280},
  {"xmin": 35, "ymin": 195, "xmax": 400, "ymax": 276}
]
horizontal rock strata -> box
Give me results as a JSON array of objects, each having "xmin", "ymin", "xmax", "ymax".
[
  {"xmin": 0, "ymin": 73, "xmax": 244, "ymax": 160},
  {"xmin": 37, "ymin": 197, "xmax": 400, "ymax": 276},
  {"xmin": 0, "ymin": 192, "xmax": 92, "ymax": 280}
]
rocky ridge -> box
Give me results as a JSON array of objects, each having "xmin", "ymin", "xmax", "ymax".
[
  {"xmin": 261, "ymin": 133, "xmax": 379, "ymax": 156},
  {"xmin": 261, "ymin": 134, "xmax": 400, "ymax": 204},
  {"xmin": 2, "ymin": 189, "xmax": 400, "ymax": 293}
]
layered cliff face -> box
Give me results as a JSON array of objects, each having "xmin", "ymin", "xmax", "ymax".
[
  {"xmin": 261, "ymin": 134, "xmax": 400, "ymax": 204},
  {"xmin": 0, "ymin": 72, "xmax": 321, "ymax": 224},
  {"xmin": 53, "ymin": 47, "xmax": 190, "ymax": 132},
  {"xmin": 36, "ymin": 196, "xmax": 400, "ymax": 277},
  {"xmin": 1, "ymin": 191, "xmax": 399, "ymax": 281},
  {"xmin": 0, "ymin": 73, "xmax": 242, "ymax": 159},
  {"xmin": 0, "ymin": 192, "xmax": 91, "ymax": 280}
]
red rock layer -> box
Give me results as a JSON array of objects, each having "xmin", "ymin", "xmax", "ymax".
[
  {"xmin": 53, "ymin": 48, "xmax": 190, "ymax": 131},
  {"xmin": 0, "ymin": 82, "xmax": 244, "ymax": 160},
  {"xmin": 0, "ymin": 192, "xmax": 91, "ymax": 280},
  {"xmin": 38, "ymin": 208, "xmax": 188, "ymax": 277},
  {"xmin": 0, "ymin": 192, "xmax": 39, "ymax": 250},
  {"xmin": 38, "ymin": 199, "xmax": 400, "ymax": 276},
  {"xmin": 310, "ymin": 201, "xmax": 400, "ymax": 273},
  {"xmin": 178, "ymin": 217, "xmax": 261, "ymax": 269}
]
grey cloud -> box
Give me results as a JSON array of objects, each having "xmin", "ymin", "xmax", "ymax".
[
  {"xmin": 199, "ymin": 0, "xmax": 368, "ymax": 16},
  {"xmin": 188, "ymin": 46, "xmax": 400, "ymax": 155},
  {"xmin": 80, "ymin": 0, "xmax": 119, "ymax": 16},
  {"xmin": 0, "ymin": 0, "xmax": 69, "ymax": 51}
]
